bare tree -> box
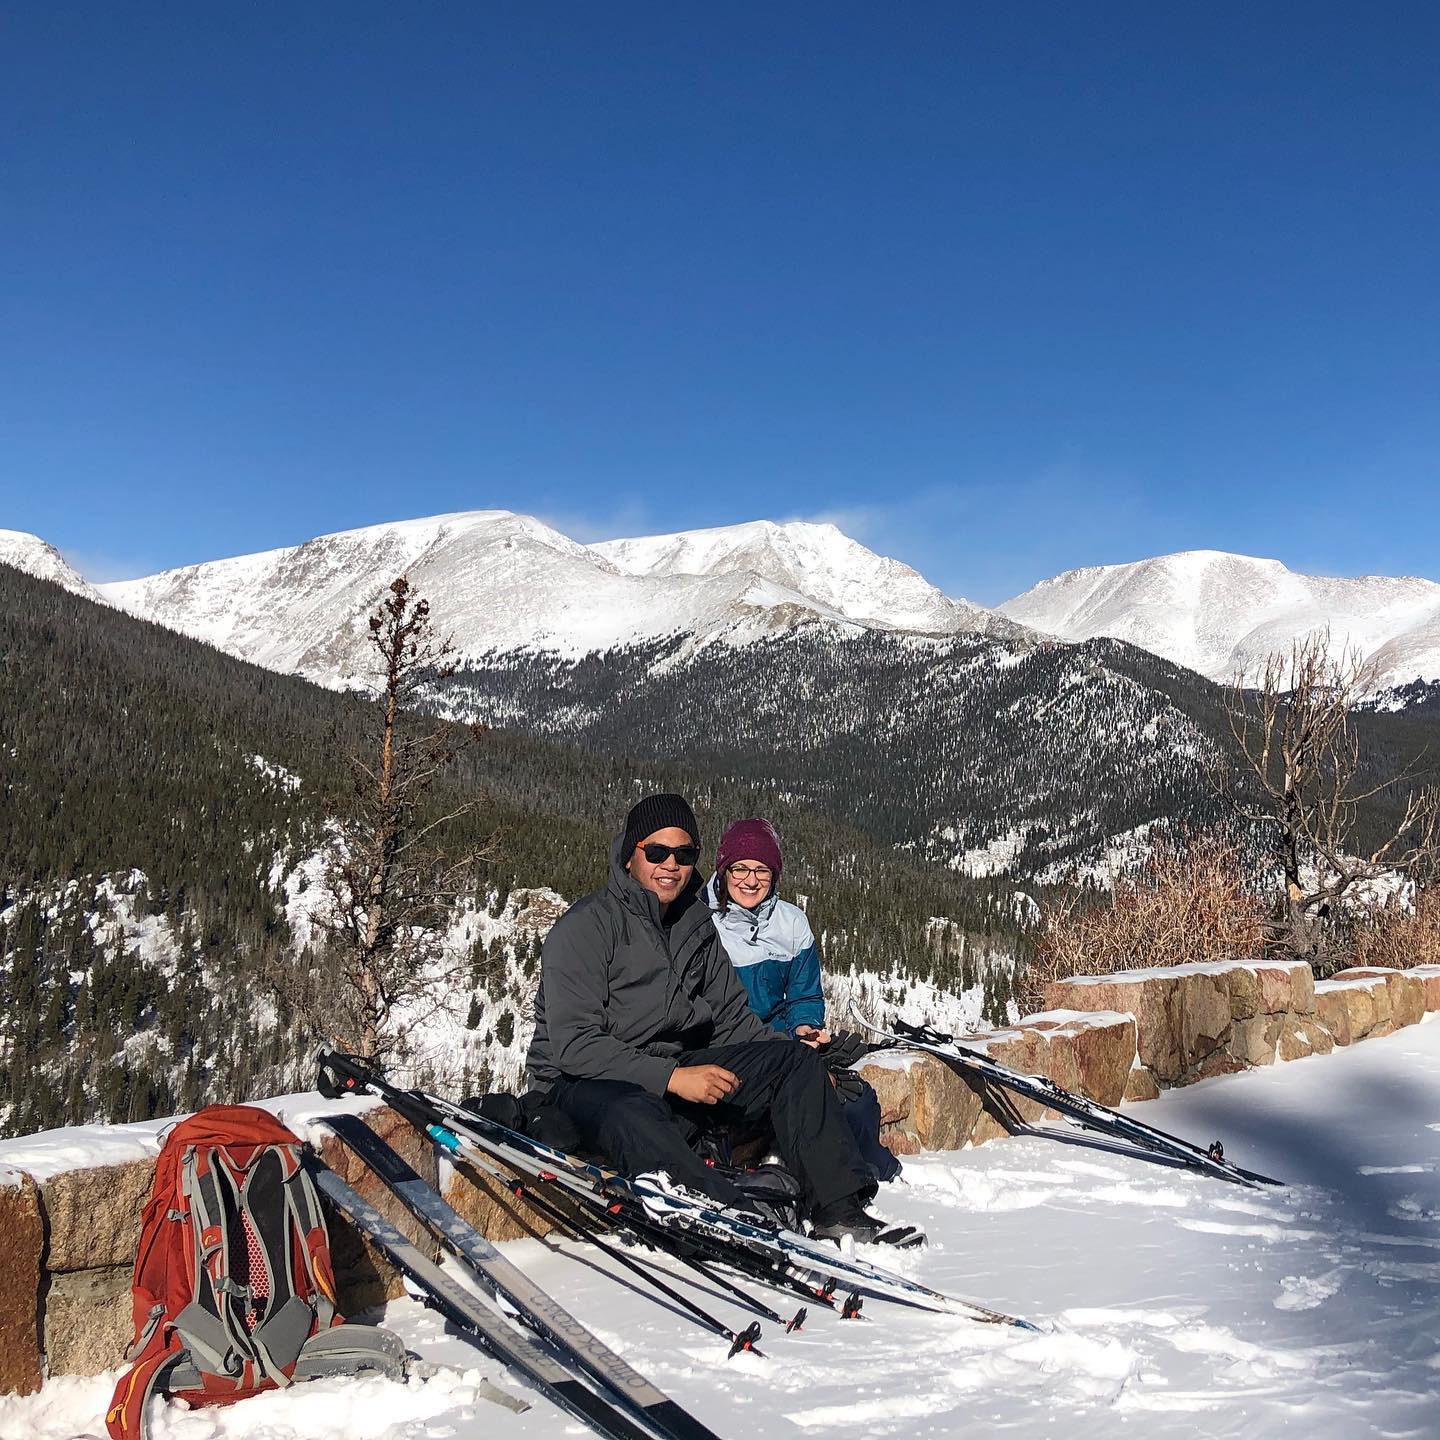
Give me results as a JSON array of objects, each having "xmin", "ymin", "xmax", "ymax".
[
  {"xmin": 1220, "ymin": 631, "xmax": 1439, "ymax": 971},
  {"xmin": 273, "ymin": 576, "xmax": 493, "ymax": 1060}
]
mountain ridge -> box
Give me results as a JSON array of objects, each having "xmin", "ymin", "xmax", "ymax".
[
  {"xmin": 0, "ymin": 529, "xmax": 106, "ymax": 605},
  {"xmin": 94, "ymin": 509, "xmax": 1020, "ymax": 686},
  {"xmin": 19, "ymin": 509, "xmax": 1440, "ymax": 697},
  {"xmin": 1000, "ymin": 549, "xmax": 1440, "ymax": 692}
]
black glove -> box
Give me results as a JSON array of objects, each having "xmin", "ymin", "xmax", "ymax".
[
  {"xmin": 822, "ymin": 1030, "xmax": 868, "ymax": 1071},
  {"xmin": 830, "ymin": 1069, "xmax": 866, "ymax": 1104}
]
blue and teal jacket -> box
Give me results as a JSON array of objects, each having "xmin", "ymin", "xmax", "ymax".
[{"xmin": 705, "ymin": 875, "xmax": 824, "ymax": 1037}]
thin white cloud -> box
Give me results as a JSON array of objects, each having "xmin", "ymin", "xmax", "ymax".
[
  {"xmin": 534, "ymin": 498, "xmax": 659, "ymax": 544},
  {"xmin": 59, "ymin": 547, "xmax": 160, "ymax": 584}
]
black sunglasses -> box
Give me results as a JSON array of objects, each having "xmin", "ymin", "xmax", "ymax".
[{"xmin": 639, "ymin": 842, "xmax": 700, "ymax": 866}]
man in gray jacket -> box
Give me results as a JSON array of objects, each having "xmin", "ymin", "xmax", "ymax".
[{"xmin": 526, "ymin": 793, "xmax": 883, "ymax": 1239}]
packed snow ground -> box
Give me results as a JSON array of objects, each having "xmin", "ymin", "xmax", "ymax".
[{"xmin": 6, "ymin": 1021, "xmax": 1439, "ymax": 1440}]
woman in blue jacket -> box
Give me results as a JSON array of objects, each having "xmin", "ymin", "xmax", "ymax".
[{"xmin": 707, "ymin": 818, "xmax": 901, "ymax": 1183}]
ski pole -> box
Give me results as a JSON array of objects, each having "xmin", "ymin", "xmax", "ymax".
[{"xmin": 450, "ymin": 1148, "xmax": 768, "ymax": 1358}]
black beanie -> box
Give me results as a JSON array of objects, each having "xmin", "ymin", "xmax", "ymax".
[{"xmin": 622, "ymin": 793, "xmax": 701, "ymax": 859}]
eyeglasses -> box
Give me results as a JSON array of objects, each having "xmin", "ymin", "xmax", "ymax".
[
  {"xmin": 639, "ymin": 842, "xmax": 700, "ymax": 866},
  {"xmin": 726, "ymin": 864, "xmax": 773, "ymax": 881}
]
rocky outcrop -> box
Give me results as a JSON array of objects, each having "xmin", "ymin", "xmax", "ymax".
[{"xmin": 1277, "ymin": 1013, "xmax": 1336, "ymax": 1061}]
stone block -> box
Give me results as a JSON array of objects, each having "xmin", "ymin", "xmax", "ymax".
[
  {"xmin": 1409, "ymin": 964, "xmax": 1440, "ymax": 1011},
  {"xmin": 1286, "ymin": 963, "xmax": 1317, "ymax": 1016},
  {"xmin": 1256, "ymin": 961, "xmax": 1314, "ymax": 1016},
  {"xmin": 1224, "ymin": 965, "xmax": 1263, "ymax": 1020},
  {"xmin": 1008, "ymin": 1010, "xmax": 1137, "ymax": 1107},
  {"xmin": 855, "ymin": 1061, "xmax": 914, "ymax": 1126},
  {"xmin": 442, "ymin": 1157, "xmax": 556, "ymax": 1245},
  {"xmin": 1315, "ymin": 987, "xmax": 1354, "ymax": 1045},
  {"xmin": 1044, "ymin": 974, "xmax": 1183, "ymax": 1081},
  {"xmin": 1332, "ymin": 968, "xmax": 1425, "ymax": 1030},
  {"xmin": 1229, "ymin": 1014, "xmax": 1279, "ymax": 1067},
  {"xmin": 0, "ymin": 1167, "xmax": 44, "ymax": 1396},
  {"xmin": 908, "ymin": 1054, "xmax": 985, "ymax": 1151},
  {"xmin": 968, "ymin": 1111, "xmax": 1013, "ymax": 1147},
  {"xmin": 40, "ymin": 1265, "xmax": 132, "ymax": 1379},
  {"xmin": 1123, "ymin": 1066, "xmax": 1160, "ymax": 1102},
  {"xmin": 1177, "ymin": 973, "xmax": 1233, "ymax": 1072},
  {"xmin": 1315, "ymin": 977, "xmax": 1388, "ymax": 1043},
  {"xmin": 983, "ymin": 1028, "xmax": 1067, "ymax": 1096},
  {"xmin": 40, "ymin": 1157, "xmax": 155, "ymax": 1273},
  {"xmin": 1277, "ymin": 1015, "xmax": 1336, "ymax": 1062},
  {"xmin": 1192, "ymin": 1051, "xmax": 1248, "ymax": 1082},
  {"xmin": 878, "ymin": 1128, "xmax": 921, "ymax": 1157}
]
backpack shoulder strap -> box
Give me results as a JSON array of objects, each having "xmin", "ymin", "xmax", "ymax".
[
  {"xmin": 285, "ymin": 1155, "xmax": 339, "ymax": 1327},
  {"xmin": 105, "ymin": 1349, "xmax": 183, "ymax": 1440}
]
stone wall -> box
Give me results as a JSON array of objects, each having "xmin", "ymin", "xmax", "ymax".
[{"xmin": 858, "ymin": 960, "xmax": 1439, "ymax": 1162}]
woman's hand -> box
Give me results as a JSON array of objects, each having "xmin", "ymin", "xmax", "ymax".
[{"xmin": 792, "ymin": 1025, "xmax": 832, "ymax": 1049}]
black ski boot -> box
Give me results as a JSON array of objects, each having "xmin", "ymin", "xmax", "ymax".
[{"xmin": 808, "ymin": 1194, "xmax": 886, "ymax": 1245}]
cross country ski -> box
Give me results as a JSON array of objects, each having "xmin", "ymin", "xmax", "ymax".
[
  {"xmin": 852, "ymin": 1008, "xmax": 1284, "ymax": 1189},
  {"xmin": 306, "ymin": 1160, "xmax": 659, "ymax": 1440},
  {"xmin": 315, "ymin": 1110, "xmax": 729, "ymax": 1440}
]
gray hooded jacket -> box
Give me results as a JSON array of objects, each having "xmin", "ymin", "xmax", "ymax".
[{"xmin": 525, "ymin": 833, "xmax": 785, "ymax": 1094}]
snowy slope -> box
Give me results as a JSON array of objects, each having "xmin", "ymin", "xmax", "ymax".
[
  {"xmin": 96, "ymin": 511, "xmax": 1011, "ymax": 687},
  {"xmin": 1000, "ymin": 549, "xmax": 1440, "ymax": 691},
  {"xmin": 7, "ymin": 1019, "xmax": 1438, "ymax": 1439},
  {"xmin": 594, "ymin": 519, "xmax": 1007, "ymax": 636},
  {"xmin": 0, "ymin": 528, "xmax": 105, "ymax": 604}
]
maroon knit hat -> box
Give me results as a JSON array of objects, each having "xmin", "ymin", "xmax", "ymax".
[{"xmin": 715, "ymin": 818, "xmax": 782, "ymax": 878}]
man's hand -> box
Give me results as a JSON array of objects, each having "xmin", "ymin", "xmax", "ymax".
[
  {"xmin": 666, "ymin": 1064, "xmax": 740, "ymax": 1104},
  {"xmin": 793, "ymin": 1025, "xmax": 832, "ymax": 1050}
]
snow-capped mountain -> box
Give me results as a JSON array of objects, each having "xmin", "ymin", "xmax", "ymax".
[
  {"xmin": 593, "ymin": 519, "xmax": 1001, "ymax": 635},
  {"xmin": 0, "ymin": 529, "xmax": 105, "ymax": 604},
  {"xmin": 97, "ymin": 511, "xmax": 1012, "ymax": 687},
  {"xmin": 1000, "ymin": 550, "xmax": 1440, "ymax": 692}
]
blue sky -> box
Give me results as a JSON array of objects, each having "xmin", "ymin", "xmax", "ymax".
[{"xmin": 2, "ymin": 4, "xmax": 1436, "ymax": 604}]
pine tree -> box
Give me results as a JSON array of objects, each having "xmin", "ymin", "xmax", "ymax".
[{"xmin": 267, "ymin": 576, "xmax": 493, "ymax": 1060}]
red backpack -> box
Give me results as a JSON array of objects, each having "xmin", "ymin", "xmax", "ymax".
[{"xmin": 106, "ymin": 1104, "xmax": 399, "ymax": 1439}]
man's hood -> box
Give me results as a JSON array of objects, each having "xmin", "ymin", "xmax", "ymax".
[{"xmin": 608, "ymin": 828, "xmax": 705, "ymax": 925}]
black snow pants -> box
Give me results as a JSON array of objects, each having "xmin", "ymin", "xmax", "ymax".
[{"xmin": 549, "ymin": 1039, "xmax": 873, "ymax": 1212}]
